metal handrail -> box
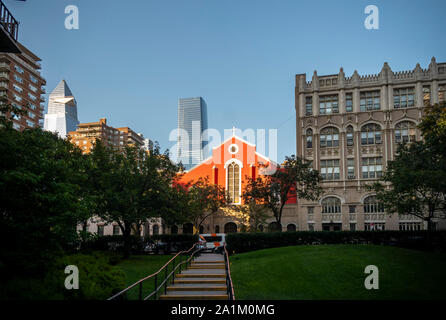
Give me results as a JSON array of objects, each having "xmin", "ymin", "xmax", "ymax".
[
  {"xmin": 223, "ymin": 243, "xmax": 235, "ymax": 300},
  {"xmin": 108, "ymin": 242, "xmax": 201, "ymax": 300},
  {"xmin": 0, "ymin": 0, "xmax": 19, "ymax": 41}
]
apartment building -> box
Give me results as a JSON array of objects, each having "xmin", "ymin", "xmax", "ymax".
[
  {"xmin": 295, "ymin": 57, "xmax": 446, "ymax": 231},
  {"xmin": 0, "ymin": 42, "xmax": 46, "ymax": 130},
  {"xmin": 68, "ymin": 118, "xmax": 144, "ymax": 154}
]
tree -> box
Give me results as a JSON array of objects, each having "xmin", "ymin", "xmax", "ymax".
[
  {"xmin": 221, "ymin": 200, "xmax": 270, "ymax": 232},
  {"xmin": 186, "ymin": 177, "xmax": 229, "ymax": 232},
  {"xmin": 243, "ymin": 155, "xmax": 323, "ymax": 229},
  {"xmin": 371, "ymin": 102, "xmax": 446, "ymax": 232},
  {"xmin": 89, "ymin": 141, "xmax": 180, "ymax": 257},
  {"xmin": 0, "ymin": 125, "xmax": 87, "ymax": 275}
]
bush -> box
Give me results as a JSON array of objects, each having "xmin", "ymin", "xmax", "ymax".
[
  {"xmin": 226, "ymin": 230, "xmax": 446, "ymax": 254},
  {"xmin": 0, "ymin": 252, "xmax": 125, "ymax": 300}
]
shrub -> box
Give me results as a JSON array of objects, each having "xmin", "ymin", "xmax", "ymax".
[{"xmin": 226, "ymin": 231, "xmax": 446, "ymax": 254}]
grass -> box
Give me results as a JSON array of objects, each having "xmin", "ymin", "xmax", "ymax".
[
  {"xmin": 230, "ymin": 245, "xmax": 446, "ymax": 300},
  {"xmin": 117, "ymin": 254, "xmax": 173, "ymax": 299}
]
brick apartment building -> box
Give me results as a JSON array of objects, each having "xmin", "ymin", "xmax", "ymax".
[
  {"xmin": 68, "ymin": 118, "xmax": 145, "ymax": 154},
  {"xmin": 295, "ymin": 57, "xmax": 446, "ymax": 231},
  {"xmin": 0, "ymin": 42, "xmax": 46, "ymax": 130}
]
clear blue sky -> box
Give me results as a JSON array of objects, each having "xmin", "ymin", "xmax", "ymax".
[{"xmin": 7, "ymin": 0, "xmax": 446, "ymax": 162}]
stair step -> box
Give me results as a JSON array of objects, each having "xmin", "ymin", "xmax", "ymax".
[
  {"xmin": 176, "ymin": 273, "xmax": 225, "ymax": 278},
  {"xmin": 174, "ymin": 279, "xmax": 226, "ymax": 284},
  {"xmin": 190, "ymin": 265, "xmax": 225, "ymax": 269},
  {"xmin": 159, "ymin": 293, "xmax": 229, "ymax": 300},
  {"xmin": 192, "ymin": 261, "xmax": 224, "ymax": 264},
  {"xmin": 167, "ymin": 286, "xmax": 227, "ymax": 291}
]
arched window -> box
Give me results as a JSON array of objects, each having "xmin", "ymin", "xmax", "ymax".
[
  {"xmin": 258, "ymin": 225, "xmax": 264, "ymax": 232},
  {"xmin": 182, "ymin": 223, "xmax": 193, "ymax": 234},
  {"xmin": 227, "ymin": 162, "xmax": 241, "ymax": 204},
  {"xmin": 153, "ymin": 224, "xmax": 159, "ymax": 235},
  {"xmin": 363, "ymin": 196, "xmax": 384, "ymax": 213},
  {"xmin": 320, "ymin": 127, "xmax": 339, "ymax": 148},
  {"xmin": 306, "ymin": 129, "xmax": 313, "ymax": 148},
  {"xmin": 346, "ymin": 126, "xmax": 354, "ymax": 146},
  {"xmin": 287, "ymin": 224, "xmax": 297, "ymax": 232},
  {"xmin": 170, "ymin": 225, "xmax": 178, "ymax": 234},
  {"xmin": 361, "ymin": 124, "xmax": 382, "ymax": 145},
  {"xmin": 215, "ymin": 225, "xmax": 220, "ymax": 233},
  {"xmin": 268, "ymin": 222, "xmax": 282, "ymax": 232},
  {"xmin": 224, "ymin": 222, "xmax": 237, "ymax": 233},
  {"xmin": 321, "ymin": 197, "xmax": 341, "ymax": 213},
  {"xmin": 395, "ymin": 121, "xmax": 416, "ymax": 144}
]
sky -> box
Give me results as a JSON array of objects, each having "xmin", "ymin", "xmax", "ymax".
[{"xmin": 6, "ymin": 0, "xmax": 446, "ymax": 162}]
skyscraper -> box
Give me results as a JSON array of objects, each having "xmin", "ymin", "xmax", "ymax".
[
  {"xmin": 177, "ymin": 97, "xmax": 208, "ymax": 170},
  {"xmin": 44, "ymin": 80, "xmax": 79, "ymax": 138}
]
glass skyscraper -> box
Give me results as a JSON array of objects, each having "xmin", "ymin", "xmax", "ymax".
[{"xmin": 177, "ymin": 97, "xmax": 208, "ymax": 170}]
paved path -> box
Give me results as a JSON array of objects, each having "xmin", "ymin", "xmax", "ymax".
[{"xmin": 159, "ymin": 253, "xmax": 228, "ymax": 300}]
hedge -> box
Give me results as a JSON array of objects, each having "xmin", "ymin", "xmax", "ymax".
[{"xmin": 226, "ymin": 231, "xmax": 446, "ymax": 254}]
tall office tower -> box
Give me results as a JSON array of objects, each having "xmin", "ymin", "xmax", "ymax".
[
  {"xmin": 177, "ymin": 97, "xmax": 208, "ymax": 170},
  {"xmin": 0, "ymin": 42, "xmax": 46, "ymax": 130},
  {"xmin": 68, "ymin": 118, "xmax": 144, "ymax": 154},
  {"xmin": 295, "ymin": 57, "xmax": 446, "ymax": 232},
  {"xmin": 44, "ymin": 80, "xmax": 79, "ymax": 138}
]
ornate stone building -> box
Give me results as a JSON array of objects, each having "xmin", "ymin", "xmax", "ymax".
[{"xmin": 295, "ymin": 57, "xmax": 446, "ymax": 231}]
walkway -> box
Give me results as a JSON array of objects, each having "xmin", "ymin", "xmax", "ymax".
[{"xmin": 159, "ymin": 253, "xmax": 229, "ymax": 300}]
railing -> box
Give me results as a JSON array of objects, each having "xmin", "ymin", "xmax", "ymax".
[
  {"xmin": 0, "ymin": 0, "xmax": 19, "ymax": 41},
  {"xmin": 223, "ymin": 243, "xmax": 235, "ymax": 300},
  {"xmin": 108, "ymin": 242, "xmax": 202, "ymax": 300}
]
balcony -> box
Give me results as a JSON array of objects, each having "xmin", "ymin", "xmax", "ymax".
[
  {"xmin": 0, "ymin": 0, "xmax": 20, "ymax": 53},
  {"xmin": 0, "ymin": 62, "xmax": 10, "ymax": 70}
]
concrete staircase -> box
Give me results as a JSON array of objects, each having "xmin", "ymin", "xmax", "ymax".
[{"xmin": 159, "ymin": 253, "xmax": 228, "ymax": 300}]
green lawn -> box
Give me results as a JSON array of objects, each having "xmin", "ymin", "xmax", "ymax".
[
  {"xmin": 230, "ymin": 245, "xmax": 446, "ymax": 300},
  {"xmin": 117, "ymin": 255, "xmax": 172, "ymax": 299}
]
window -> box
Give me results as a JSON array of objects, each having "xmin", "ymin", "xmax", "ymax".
[
  {"xmin": 364, "ymin": 196, "xmax": 384, "ymax": 213},
  {"xmin": 14, "ymin": 74, "xmax": 23, "ymax": 83},
  {"xmin": 346, "ymin": 126, "xmax": 354, "ymax": 146},
  {"xmin": 308, "ymin": 223, "xmax": 314, "ymax": 231},
  {"xmin": 360, "ymin": 91, "xmax": 380, "ymax": 111},
  {"xmin": 12, "ymin": 123, "xmax": 21, "ymax": 130},
  {"xmin": 13, "ymin": 84, "xmax": 22, "ymax": 93},
  {"xmin": 320, "ymin": 127, "xmax": 339, "ymax": 147},
  {"xmin": 362, "ymin": 157, "xmax": 382, "ymax": 179},
  {"xmin": 350, "ymin": 223, "xmax": 356, "ymax": 231},
  {"xmin": 321, "ymin": 197, "xmax": 341, "ymax": 213},
  {"xmin": 28, "ymin": 111, "xmax": 35, "ymax": 119},
  {"xmin": 305, "ymin": 96, "xmax": 313, "ymax": 115},
  {"xmin": 319, "ymin": 95, "xmax": 339, "ymax": 114},
  {"xmin": 97, "ymin": 225, "xmax": 104, "ymax": 236},
  {"xmin": 227, "ymin": 162, "xmax": 240, "ymax": 204},
  {"xmin": 345, "ymin": 93, "xmax": 353, "ymax": 112},
  {"xmin": 399, "ymin": 222, "xmax": 422, "ymax": 231},
  {"xmin": 395, "ymin": 121, "xmax": 416, "ymax": 144},
  {"xmin": 361, "ymin": 123, "xmax": 381, "ymax": 145},
  {"xmin": 307, "ymin": 207, "xmax": 314, "ymax": 221},
  {"xmin": 349, "ymin": 205, "xmax": 356, "ymax": 213},
  {"xmin": 113, "ymin": 225, "xmax": 120, "ymax": 235},
  {"xmin": 14, "ymin": 65, "xmax": 24, "ymax": 74},
  {"xmin": 26, "ymin": 120, "xmax": 34, "ymax": 128},
  {"xmin": 29, "ymin": 104, "xmax": 36, "ymax": 110},
  {"xmin": 423, "ymin": 86, "xmax": 431, "ymax": 106},
  {"xmin": 365, "ymin": 223, "xmax": 385, "ymax": 231},
  {"xmin": 28, "ymin": 93, "xmax": 36, "ymax": 101},
  {"xmin": 30, "ymin": 75, "xmax": 38, "ymax": 84},
  {"xmin": 347, "ymin": 159, "xmax": 355, "ymax": 179},
  {"xmin": 320, "ymin": 159, "xmax": 340, "ymax": 180},
  {"xmin": 287, "ymin": 224, "xmax": 296, "ymax": 232},
  {"xmin": 439, "ymin": 84, "xmax": 446, "ymax": 103},
  {"xmin": 394, "ymin": 87, "xmax": 415, "ymax": 108},
  {"xmin": 306, "ymin": 129, "xmax": 313, "ymax": 148},
  {"xmin": 29, "ymin": 84, "xmax": 38, "ymax": 92}
]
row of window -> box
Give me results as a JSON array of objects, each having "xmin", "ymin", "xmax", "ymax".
[
  {"xmin": 306, "ymin": 121, "xmax": 416, "ymax": 148},
  {"xmin": 311, "ymin": 196, "xmax": 384, "ymax": 214},
  {"xmin": 14, "ymin": 64, "xmax": 39, "ymax": 84},
  {"xmin": 320, "ymin": 156, "xmax": 382, "ymax": 180},
  {"xmin": 305, "ymin": 85, "xmax": 445, "ymax": 115}
]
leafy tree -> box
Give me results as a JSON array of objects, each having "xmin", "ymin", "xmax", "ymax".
[
  {"xmin": 0, "ymin": 125, "xmax": 87, "ymax": 275},
  {"xmin": 221, "ymin": 200, "xmax": 270, "ymax": 232},
  {"xmin": 371, "ymin": 102, "xmax": 446, "ymax": 232},
  {"xmin": 186, "ymin": 177, "xmax": 229, "ymax": 231},
  {"xmin": 89, "ymin": 141, "xmax": 180, "ymax": 257},
  {"xmin": 243, "ymin": 155, "xmax": 322, "ymax": 229}
]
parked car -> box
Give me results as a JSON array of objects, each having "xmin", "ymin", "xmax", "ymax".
[{"xmin": 198, "ymin": 233, "xmax": 226, "ymax": 253}]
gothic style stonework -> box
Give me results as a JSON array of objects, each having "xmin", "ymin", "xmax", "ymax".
[{"xmin": 295, "ymin": 57, "xmax": 446, "ymax": 231}]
